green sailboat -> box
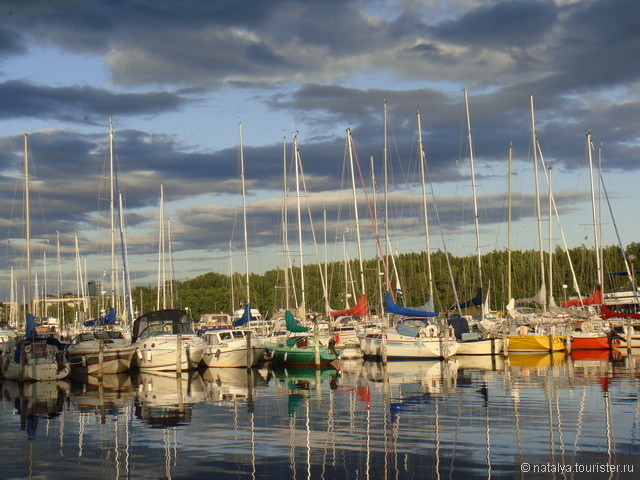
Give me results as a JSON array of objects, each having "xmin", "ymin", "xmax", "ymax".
[{"xmin": 264, "ymin": 311, "xmax": 339, "ymax": 367}]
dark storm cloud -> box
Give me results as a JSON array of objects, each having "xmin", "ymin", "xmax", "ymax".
[
  {"xmin": 0, "ymin": 81, "xmax": 188, "ymax": 122},
  {"xmin": 0, "ymin": 26, "xmax": 25, "ymax": 56},
  {"xmin": 431, "ymin": 1, "xmax": 557, "ymax": 48}
]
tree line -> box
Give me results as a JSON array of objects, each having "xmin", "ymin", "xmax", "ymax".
[{"xmin": 130, "ymin": 242, "xmax": 640, "ymax": 320}]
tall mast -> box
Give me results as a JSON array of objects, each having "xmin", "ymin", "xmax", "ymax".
[
  {"xmin": 239, "ymin": 122, "xmax": 250, "ymax": 306},
  {"xmin": 347, "ymin": 129, "xmax": 366, "ymax": 296},
  {"xmin": 293, "ymin": 136, "xmax": 306, "ymax": 313},
  {"xmin": 118, "ymin": 191, "xmax": 134, "ymax": 328},
  {"xmin": 586, "ymin": 132, "xmax": 603, "ymax": 288},
  {"xmin": 530, "ymin": 95, "xmax": 547, "ymax": 311},
  {"xmin": 548, "ymin": 165, "xmax": 554, "ymax": 303},
  {"xmin": 383, "ymin": 99, "xmax": 389, "ymax": 263},
  {"xmin": 370, "ymin": 156, "xmax": 384, "ymax": 315},
  {"xmin": 463, "ymin": 88, "xmax": 484, "ymax": 316},
  {"xmin": 507, "ymin": 143, "xmax": 513, "ymax": 302},
  {"xmin": 417, "ymin": 109, "xmax": 435, "ymax": 306},
  {"xmin": 56, "ymin": 231, "xmax": 63, "ymax": 324},
  {"xmin": 109, "ymin": 118, "xmax": 116, "ymax": 310},
  {"xmin": 282, "ymin": 135, "xmax": 290, "ymax": 311},
  {"xmin": 24, "ymin": 134, "xmax": 32, "ymax": 313},
  {"xmin": 229, "ymin": 241, "xmax": 235, "ymax": 313},
  {"xmin": 157, "ymin": 183, "xmax": 166, "ymax": 310},
  {"xmin": 167, "ymin": 219, "xmax": 175, "ymax": 309}
]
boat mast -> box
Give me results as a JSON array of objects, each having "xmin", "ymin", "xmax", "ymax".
[
  {"xmin": 157, "ymin": 183, "xmax": 166, "ymax": 310},
  {"xmin": 548, "ymin": 165, "xmax": 554, "ymax": 304},
  {"xmin": 118, "ymin": 190, "xmax": 134, "ymax": 327},
  {"xmin": 507, "ymin": 143, "xmax": 513, "ymax": 303},
  {"xmin": 417, "ymin": 109, "xmax": 435, "ymax": 307},
  {"xmin": 370, "ymin": 156, "xmax": 384, "ymax": 315},
  {"xmin": 239, "ymin": 122, "xmax": 251, "ymax": 308},
  {"xmin": 586, "ymin": 132, "xmax": 603, "ymax": 288},
  {"xmin": 463, "ymin": 88, "xmax": 484, "ymax": 318},
  {"xmin": 282, "ymin": 135, "xmax": 291, "ymax": 311},
  {"xmin": 293, "ymin": 135, "xmax": 306, "ymax": 314},
  {"xmin": 109, "ymin": 119, "xmax": 116, "ymax": 311},
  {"xmin": 530, "ymin": 95, "xmax": 547, "ymax": 311},
  {"xmin": 24, "ymin": 134, "xmax": 32, "ymax": 315},
  {"xmin": 347, "ymin": 129, "xmax": 367, "ymax": 296},
  {"xmin": 229, "ymin": 241, "xmax": 235, "ymax": 313}
]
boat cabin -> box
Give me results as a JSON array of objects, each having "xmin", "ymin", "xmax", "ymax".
[{"xmin": 132, "ymin": 309, "xmax": 195, "ymax": 342}]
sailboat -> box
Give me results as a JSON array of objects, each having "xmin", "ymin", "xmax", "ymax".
[
  {"xmin": 67, "ymin": 121, "xmax": 135, "ymax": 375},
  {"xmin": 506, "ymin": 96, "xmax": 566, "ymax": 353},
  {"xmin": 264, "ymin": 311, "xmax": 340, "ymax": 366},
  {"xmin": 439, "ymin": 90, "xmax": 504, "ymax": 355},
  {"xmin": 2, "ymin": 134, "xmax": 71, "ymax": 381}
]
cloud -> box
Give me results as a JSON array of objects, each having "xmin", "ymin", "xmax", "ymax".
[{"xmin": 0, "ymin": 80, "xmax": 188, "ymax": 122}]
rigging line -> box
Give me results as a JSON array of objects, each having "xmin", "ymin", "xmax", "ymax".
[
  {"xmin": 348, "ymin": 134, "xmax": 392, "ymax": 295},
  {"xmin": 598, "ymin": 147, "xmax": 639, "ymax": 302}
]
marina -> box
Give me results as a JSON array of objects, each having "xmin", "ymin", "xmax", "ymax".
[{"xmin": 1, "ymin": 352, "xmax": 639, "ymax": 479}]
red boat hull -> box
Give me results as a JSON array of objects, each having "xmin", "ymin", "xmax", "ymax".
[{"xmin": 571, "ymin": 336, "xmax": 620, "ymax": 350}]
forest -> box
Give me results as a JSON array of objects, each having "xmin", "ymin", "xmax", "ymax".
[{"xmin": 129, "ymin": 242, "xmax": 640, "ymax": 321}]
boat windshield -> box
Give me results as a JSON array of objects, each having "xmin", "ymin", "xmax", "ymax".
[{"xmin": 139, "ymin": 322, "xmax": 193, "ymax": 340}]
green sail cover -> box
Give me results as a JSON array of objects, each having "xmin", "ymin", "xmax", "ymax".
[{"xmin": 285, "ymin": 310, "xmax": 310, "ymax": 333}]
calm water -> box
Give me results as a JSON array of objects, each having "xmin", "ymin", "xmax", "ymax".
[{"xmin": 1, "ymin": 351, "xmax": 639, "ymax": 479}]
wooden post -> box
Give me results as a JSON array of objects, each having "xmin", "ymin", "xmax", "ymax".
[
  {"xmin": 176, "ymin": 333, "xmax": 183, "ymax": 375},
  {"xmin": 98, "ymin": 339, "xmax": 104, "ymax": 379},
  {"xmin": 626, "ymin": 319, "xmax": 633, "ymax": 355},
  {"xmin": 442, "ymin": 319, "xmax": 450, "ymax": 360},
  {"xmin": 381, "ymin": 316, "xmax": 388, "ymax": 365},
  {"xmin": 19, "ymin": 343, "xmax": 26, "ymax": 382},
  {"xmin": 548, "ymin": 330, "xmax": 555, "ymax": 354},
  {"xmin": 502, "ymin": 320, "xmax": 509, "ymax": 356},
  {"xmin": 246, "ymin": 368, "xmax": 254, "ymax": 413},
  {"xmin": 565, "ymin": 322, "xmax": 572, "ymax": 354},
  {"xmin": 314, "ymin": 322, "xmax": 320, "ymax": 368},
  {"xmin": 246, "ymin": 331, "xmax": 252, "ymax": 371}
]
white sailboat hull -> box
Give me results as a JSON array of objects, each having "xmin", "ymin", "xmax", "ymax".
[
  {"xmin": 2, "ymin": 341, "xmax": 70, "ymax": 381},
  {"xmin": 359, "ymin": 332, "xmax": 458, "ymax": 359},
  {"xmin": 456, "ymin": 337, "xmax": 503, "ymax": 355},
  {"xmin": 68, "ymin": 343, "xmax": 136, "ymax": 375},
  {"xmin": 201, "ymin": 346, "xmax": 266, "ymax": 368}
]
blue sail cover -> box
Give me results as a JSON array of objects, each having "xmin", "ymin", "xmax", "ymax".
[
  {"xmin": 450, "ymin": 288, "xmax": 482, "ymax": 310},
  {"xmin": 385, "ymin": 292, "xmax": 439, "ymax": 318},
  {"xmin": 84, "ymin": 308, "xmax": 117, "ymax": 326},
  {"xmin": 25, "ymin": 313, "xmax": 37, "ymax": 340},
  {"xmin": 232, "ymin": 303, "xmax": 252, "ymax": 328}
]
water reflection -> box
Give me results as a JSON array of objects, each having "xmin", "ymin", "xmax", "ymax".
[
  {"xmin": 133, "ymin": 371, "xmax": 205, "ymax": 427},
  {"xmin": 0, "ymin": 354, "xmax": 638, "ymax": 479}
]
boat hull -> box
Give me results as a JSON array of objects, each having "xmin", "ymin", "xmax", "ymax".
[
  {"xmin": 201, "ymin": 347, "xmax": 266, "ymax": 368},
  {"xmin": 68, "ymin": 345, "xmax": 135, "ymax": 374},
  {"xmin": 132, "ymin": 335, "xmax": 206, "ymax": 371},
  {"xmin": 456, "ymin": 337, "xmax": 503, "ymax": 355},
  {"xmin": 2, "ymin": 341, "xmax": 70, "ymax": 381},
  {"xmin": 570, "ymin": 335, "xmax": 620, "ymax": 350},
  {"xmin": 359, "ymin": 333, "xmax": 458, "ymax": 359},
  {"xmin": 507, "ymin": 334, "xmax": 565, "ymax": 352},
  {"xmin": 264, "ymin": 339, "xmax": 339, "ymax": 367}
]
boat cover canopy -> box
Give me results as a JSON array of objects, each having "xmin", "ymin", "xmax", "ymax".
[
  {"xmin": 232, "ymin": 303, "xmax": 252, "ymax": 328},
  {"xmin": 132, "ymin": 308, "xmax": 191, "ymax": 342},
  {"xmin": 385, "ymin": 292, "xmax": 438, "ymax": 318},
  {"xmin": 285, "ymin": 310, "xmax": 310, "ymax": 333},
  {"xmin": 84, "ymin": 308, "xmax": 117, "ymax": 326},
  {"xmin": 330, "ymin": 294, "xmax": 368, "ymax": 317}
]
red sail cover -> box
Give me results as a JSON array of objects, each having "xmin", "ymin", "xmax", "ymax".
[
  {"xmin": 330, "ymin": 294, "xmax": 368, "ymax": 317},
  {"xmin": 562, "ymin": 285, "xmax": 602, "ymax": 307},
  {"xmin": 601, "ymin": 303, "xmax": 640, "ymax": 320}
]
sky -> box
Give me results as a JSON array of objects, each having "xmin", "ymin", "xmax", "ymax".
[{"xmin": 0, "ymin": 0, "xmax": 639, "ymax": 301}]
